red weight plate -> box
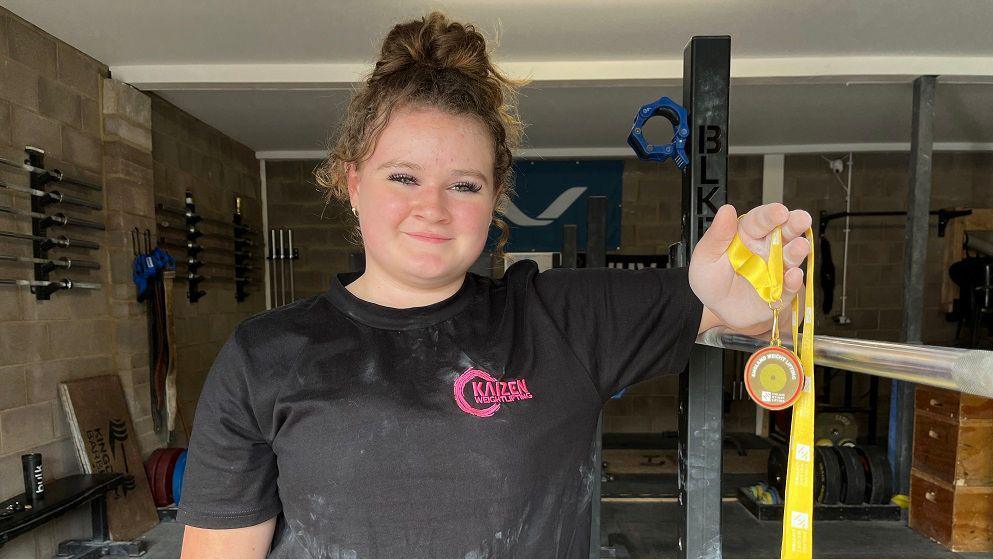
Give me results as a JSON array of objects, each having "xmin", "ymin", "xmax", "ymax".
[{"xmin": 145, "ymin": 449, "xmax": 167, "ymax": 506}]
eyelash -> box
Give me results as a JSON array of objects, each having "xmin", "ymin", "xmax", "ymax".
[{"xmin": 388, "ymin": 173, "xmax": 482, "ymax": 193}]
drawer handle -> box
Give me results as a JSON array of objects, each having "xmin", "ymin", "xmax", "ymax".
[
  {"xmin": 925, "ymin": 491, "xmax": 937, "ymax": 503},
  {"xmin": 929, "ymin": 398, "xmax": 943, "ymax": 408},
  {"xmin": 928, "ymin": 429, "xmax": 941, "ymax": 440}
]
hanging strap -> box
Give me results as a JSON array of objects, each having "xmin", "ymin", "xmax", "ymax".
[{"xmin": 727, "ymin": 224, "xmax": 816, "ymax": 559}]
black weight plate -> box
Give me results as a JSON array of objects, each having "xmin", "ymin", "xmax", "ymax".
[
  {"xmin": 814, "ymin": 445, "xmax": 842, "ymax": 505},
  {"xmin": 856, "ymin": 445, "xmax": 893, "ymax": 505},
  {"xmin": 833, "ymin": 446, "xmax": 867, "ymax": 505},
  {"xmin": 767, "ymin": 444, "xmax": 789, "ymax": 496}
]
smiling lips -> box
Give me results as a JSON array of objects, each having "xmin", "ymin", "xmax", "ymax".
[{"xmin": 405, "ymin": 232, "xmax": 452, "ymax": 244}]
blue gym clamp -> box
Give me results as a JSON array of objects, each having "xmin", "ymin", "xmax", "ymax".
[{"xmin": 627, "ymin": 96, "xmax": 690, "ymax": 171}]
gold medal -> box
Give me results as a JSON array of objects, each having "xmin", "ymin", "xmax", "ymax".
[
  {"xmin": 743, "ymin": 303, "xmax": 804, "ymax": 410},
  {"xmin": 744, "ymin": 347, "xmax": 803, "ymax": 410}
]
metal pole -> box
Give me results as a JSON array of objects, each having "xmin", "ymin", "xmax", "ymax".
[
  {"xmin": 288, "ymin": 228, "xmax": 295, "ymax": 302},
  {"xmin": 587, "ymin": 197, "xmax": 607, "ymax": 559},
  {"xmin": 270, "ymin": 229, "xmax": 278, "ymax": 307},
  {"xmin": 679, "ymin": 35, "xmax": 730, "ymax": 559},
  {"xmin": 279, "ymin": 229, "xmax": 286, "ymax": 306},
  {"xmin": 260, "ymin": 160, "xmax": 272, "ymax": 310},
  {"xmin": 562, "ymin": 224, "xmax": 578, "ymax": 268},
  {"xmin": 892, "ymin": 75, "xmax": 937, "ymax": 497},
  {"xmin": 696, "ymin": 328, "xmax": 993, "ymax": 399}
]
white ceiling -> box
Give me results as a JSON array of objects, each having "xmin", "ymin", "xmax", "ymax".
[{"xmin": 4, "ymin": 0, "xmax": 993, "ymax": 157}]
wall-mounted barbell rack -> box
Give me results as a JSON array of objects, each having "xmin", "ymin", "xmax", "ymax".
[
  {"xmin": 154, "ymin": 193, "xmax": 261, "ymax": 303},
  {"xmin": 0, "ymin": 147, "xmax": 104, "ymax": 299}
]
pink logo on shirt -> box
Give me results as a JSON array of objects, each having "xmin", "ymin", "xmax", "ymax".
[{"xmin": 453, "ymin": 367, "xmax": 533, "ymax": 417}]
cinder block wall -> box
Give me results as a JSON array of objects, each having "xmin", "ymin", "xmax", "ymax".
[
  {"xmin": 605, "ymin": 153, "xmax": 993, "ymax": 437},
  {"xmin": 605, "ymin": 158, "xmax": 765, "ymax": 433},
  {"xmin": 264, "ymin": 160, "xmax": 354, "ymax": 300},
  {"xmin": 0, "ymin": 9, "xmax": 132, "ymax": 556},
  {"xmin": 150, "ymin": 95, "xmax": 265, "ymax": 444},
  {"xmin": 0, "ymin": 7, "xmax": 264, "ymax": 556}
]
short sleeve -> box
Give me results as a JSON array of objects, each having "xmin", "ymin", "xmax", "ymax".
[
  {"xmin": 175, "ymin": 329, "xmax": 282, "ymax": 529},
  {"xmin": 532, "ymin": 264, "xmax": 704, "ymax": 401}
]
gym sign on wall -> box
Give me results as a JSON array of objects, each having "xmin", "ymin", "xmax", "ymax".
[{"xmin": 494, "ymin": 160, "xmax": 623, "ymax": 252}]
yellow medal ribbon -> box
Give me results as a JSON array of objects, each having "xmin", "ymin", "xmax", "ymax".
[{"xmin": 727, "ymin": 224, "xmax": 816, "ymax": 559}]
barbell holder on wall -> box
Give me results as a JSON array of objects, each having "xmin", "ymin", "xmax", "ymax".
[
  {"xmin": 0, "ymin": 254, "xmax": 101, "ymax": 271},
  {"xmin": 0, "ymin": 278, "xmax": 102, "ymax": 296},
  {"xmin": 0, "ymin": 180, "xmax": 103, "ymax": 210},
  {"xmin": 0, "ymin": 152, "xmax": 102, "ymax": 192},
  {"xmin": 0, "ymin": 205, "xmax": 105, "ymax": 231},
  {"xmin": 0, "ymin": 230, "xmax": 100, "ymax": 250}
]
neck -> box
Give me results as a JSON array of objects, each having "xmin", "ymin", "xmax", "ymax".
[{"xmin": 345, "ymin": 262, "xmax": 465, "ymax": 309}]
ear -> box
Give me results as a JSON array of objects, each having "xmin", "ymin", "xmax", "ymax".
[{"xmin": 346, "ymin": 162, "xmax": 360, "ymax": 210}]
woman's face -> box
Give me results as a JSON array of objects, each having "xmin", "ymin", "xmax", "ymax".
[{"xmin": 347, "ymin": 106, "xmax": 496, "ymax": 290}]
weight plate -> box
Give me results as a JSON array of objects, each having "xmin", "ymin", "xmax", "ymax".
[
  {"xmin": 161, "ymin": 448, "xmax": 185, "ymax": 504},
  {"xmin": 814, "ymin": 412, "xmax": 858, "ymax": 446},
  {"xmin": 744, "ymin": 346, "xmax": 804, "ymax": 410},
  {"xmin": 814, "ymin": 445, "xmax": 843, "ymax": 505},
  {"xmin": 172, "ymin": 449, "xmax": 188, "ymax": 506},
  {"xmin": 144, "ymin": 449, "xmax": 168, "ymax": 507},
  {"xmin": 833, "ymin": 446, "xmax": 867, "ymax": 505},
  {"xmin": 856, "ymin": 445, "xmax": 893, "ymax": 505},
  {"xmin": 766, "ymin": 484, "xmax": 782, "ymax": 505},
  {"xmin": 152, "ymin": 448, "xmax": 172, "ymax": 507},
  {"xmin": 767, "ymin": 444, "xmax": 789, "ymax": 496}
]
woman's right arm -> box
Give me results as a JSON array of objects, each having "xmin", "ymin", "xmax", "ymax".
[
  {"xmin": 180, "ymin": 517, "xmax": 277, "ymax": 559},
  {"xmin": 175, "ymin": 330, "xmax": 283, "ymax": 558}
]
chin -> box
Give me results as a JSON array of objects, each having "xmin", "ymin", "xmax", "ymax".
[{"xmin": 399, "ymin": 255, "xmax": 468, "ymax": 284}]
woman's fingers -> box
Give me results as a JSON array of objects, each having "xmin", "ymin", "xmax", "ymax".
[
  {"xmin": 783, "ymin": 236, "xmax": 811, "ymax": 269},
  {"xmin": 740, "ymin": 203, "xmax": 789, "ymax": 239},
  {"xmin": 784, "ymin": 267, "xmax": 804, "ymax": 294},
  {"xmin": 782, "ymin": 209, "xmax": 812, "ymax": 244}
]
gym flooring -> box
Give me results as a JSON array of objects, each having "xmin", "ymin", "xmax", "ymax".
[{"xmin": 137, "ymin": 503, "xmax": 986, "ymax": 559}]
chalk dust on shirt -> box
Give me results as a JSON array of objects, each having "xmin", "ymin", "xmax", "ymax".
[{"xmin": 176, "ymin": 260, "xmax": 703, "ymax": 558}]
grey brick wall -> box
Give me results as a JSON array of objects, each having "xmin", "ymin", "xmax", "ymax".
[
  {"xmin": 150, "ymin": 95, "xmax": 265, "ymax": 445},
  {"xmin": 605, "ymin": 152, "xmax": 993, "ymax": 437},
  {"xmin": 0, "ymin": 8, "xmax": 116, "ymax": 556},
  {"xmin": 264, "ymin": 160, "xmax": 355, "ymax": 299},
  {"xmin": 0, "ymin": 7, "xmax": 264, "ymax": 556},
  {"xmin": 605, "ymin": 157, "xmax": 764, "ymax": 434}
]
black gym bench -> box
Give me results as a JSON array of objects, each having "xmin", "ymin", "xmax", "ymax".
[{"xmin": 0, "ymin": 473, "xmax": 148, "ymax": 558}]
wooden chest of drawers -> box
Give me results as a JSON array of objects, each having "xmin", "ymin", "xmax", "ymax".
[{"xmin": 909, "ymin": 386, "xmax": 993, "ymax": 552}]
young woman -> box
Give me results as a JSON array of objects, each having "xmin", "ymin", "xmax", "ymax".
[{"xmin": 178, "ymin": 12, "xmax": 811, "ymax": 559}]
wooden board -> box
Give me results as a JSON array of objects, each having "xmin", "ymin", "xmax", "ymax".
[{"xmin": 59, "ymin": 375, "xmax": 159, "ymax": 541}]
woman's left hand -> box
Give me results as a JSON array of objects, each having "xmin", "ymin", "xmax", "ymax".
[{"xmin": 688, "ymin": 203, "xmax": 812, "ymax": 336}]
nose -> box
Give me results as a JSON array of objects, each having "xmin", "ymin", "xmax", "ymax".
[{"xmin": 411, "ymin": 184, "xmax": 451, "ymax": 223}]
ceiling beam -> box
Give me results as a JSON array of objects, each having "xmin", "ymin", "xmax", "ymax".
[
  {"xmin": 114, "ymin": 56, "xmax": 993, "ymax": 90},
  {"xmin": 257, "ymin": 142, "xmax": 993, "ymax": 161}
]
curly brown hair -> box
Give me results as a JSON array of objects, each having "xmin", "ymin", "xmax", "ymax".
[{"xmin": 314, "ymin": 12, "xmax": 527, "ymax": 255}]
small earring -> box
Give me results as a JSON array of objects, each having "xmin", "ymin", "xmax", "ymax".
[{"xmin": 351, "ymin": 207, "xmax": 359, "ymax": 218}]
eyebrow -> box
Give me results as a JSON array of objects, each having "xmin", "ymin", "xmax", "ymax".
[{"xmin": 378, "ymin": 159, "xmax": 490, "ymax": 184}]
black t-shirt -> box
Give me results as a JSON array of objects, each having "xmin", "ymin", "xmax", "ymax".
[{"xmin": 176, "ymin": 260, "xmax": 703, "ymax": 558}]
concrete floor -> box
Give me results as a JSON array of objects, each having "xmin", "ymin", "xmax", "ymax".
[
  {"xmin": 133, "ymin": 503, "xmax": 987, "ymax": 559},
  {"xmin": 136, "ymin": 520, "xmax": 184, "ymax": 559}
]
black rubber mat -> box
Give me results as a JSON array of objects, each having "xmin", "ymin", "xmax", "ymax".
[{"xmin": 600, "ymin": 501, "xmax": 974, "ymax": 558}]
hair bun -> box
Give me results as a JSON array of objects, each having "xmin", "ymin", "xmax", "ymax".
[{"xmin": 372, "ymin": 12, "xmax": 490, "ymax": 81}]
